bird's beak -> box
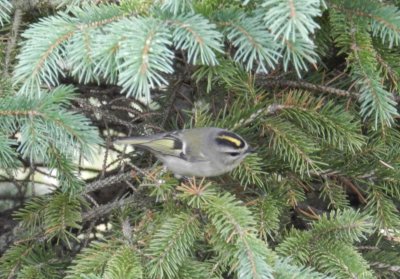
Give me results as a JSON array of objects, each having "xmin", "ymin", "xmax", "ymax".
[{"xmin": 246, "ymin": 147, "xmax": 257, "ymax": 154}]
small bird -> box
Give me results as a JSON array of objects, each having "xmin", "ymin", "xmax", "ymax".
[{"xmin": 114, "ymin": 127, "xmax": 254, "ymax": 177}]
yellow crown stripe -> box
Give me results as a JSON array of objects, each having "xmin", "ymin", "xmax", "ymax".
[{"xmin": 217, "ymin": 135, "xmax": 242, "ymax": 147}]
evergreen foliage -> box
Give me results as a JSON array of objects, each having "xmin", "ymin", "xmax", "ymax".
[
  {"xmin": 0, "ymin": 0, "xmax": 11, "ymax": 27},
  {"xmin": 1, "ymin": 0, "xmax": 400, "ymax": 278}
]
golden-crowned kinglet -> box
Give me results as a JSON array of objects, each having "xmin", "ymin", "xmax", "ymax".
[{"xmin": 115, "ymin": 127, "xmax": 254, "ymax": 177}]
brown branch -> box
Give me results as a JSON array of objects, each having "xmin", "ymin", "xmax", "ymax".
[
  {"xmin": 84, "ymin": 171, "xmax": 135, "ymax": 194},
  {"xmin": 259, "ymin": 78, "xmax": 356, "ymax": 98},
  {"xmin": 259, "ymin": 77, "xmax": 400, "ymax": 104},
  {"xmin": 73, "ymin": 98, "xmax": 142, "ymax": 129},
  {"xmin": 82, "ymin": 194, "xmax": 144, "ymax": 222},
  {"xmin": 4, "ymin": 7, "xmax": 22, "ymax": 76},
  {"xmin": 369, "ymin": 262, "xmax": 400, "ymax": 273},
  {"xmin": 336, "ymin": 176, "xmax": 368, "ymax": 204}
]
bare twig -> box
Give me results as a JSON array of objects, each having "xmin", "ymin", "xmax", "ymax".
[
  {"xmin": 260, "ymin": 78, "xmax": 356, "ymax": 98},
  {"xmin": 84, "ymin": 171, "xmax": 135, "ymax": 194},
  {"xmin": 369, "ymin": 262, "xmax": 400, "ymax": 273},
  {"xmin": 4, "ymin": 7, "xmax": 22, "ymax": 76},
  {"xmin": 260, "ymin": 77, "xmax": 400, "ymax": 103},
  {"xmin": 336, "ymin": 176, "xmax": 368, "ymax": 204},
  {"xmin": 82, "ymin": 194, "xmax": 141, "ymax": 221}
]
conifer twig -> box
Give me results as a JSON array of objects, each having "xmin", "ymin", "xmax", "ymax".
[
  {"xmin": 260, "ymin": 77, "xmax": 400, "ymax": 102},
  {"xmin": 259, "ymin": 78, "xmax": 355, "ymax": 98},
  {"xmin": 369, "ymin": 262, "xmax": 400, "ymax": 273},
  {"xmin": 337, "ymin": 176, "xmax": 367, "ymax": 204},
  {"xmin": 4, "ymin": 7, "xmax": 22, "ymax": 76},
  {"xmin": 84, "ymin": 171, "xmax": 135, "ymax": 194},
  {"xmin": 82, "ymin": 195, "xmax": 139, "ymax": 221}
]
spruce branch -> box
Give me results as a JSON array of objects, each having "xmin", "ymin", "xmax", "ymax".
[
  {"xmin": 365, "ymin": 186, "xmax": 400, "ymax": 235},
  {"xmin": 236, "ymin": 236, "xmax": 273, "ymax": 279},
  {"xmin": 42, "ymin": 193, "xmax": 82, "ymax": 247},
  {"xmin": 167, "ymin": 13, "xmax": 223, "ymax": 66},
  {"xmin": 276, "ymin": 229, "xmax": 313, "ymax": 265},
  {"xmin": 277, "ymin": 91, "xmax": 365, "ymax": 152},
  {"xmin": 205, "ymin": 193, "xmax": 273, "ymax": 278},
  {"xmin": 0, "ymin": 0, "xmax": 12, "ymax": 27},
  {"xmin": 65, "ymin": 241, "xmax": 132, "ymax": 278},
  {"xmin": 55, "ymin": 0, "xmax": 95, "ymax": 9},
  {"xmin": 314, "ymin": 241, "xmax": 374, "ymax": 279},
  {"xmin": 47, "ymin": 146, "xmax": 85, "ymax": 193},
  {"xmin": 12, "ymin": 193, "xmax": 83, "ymax": 249},
  {"xmin": 262, "ymin": 0, "xmax": 323, "ymax": 75},
  {"xmin": 12, "ymin": 244, "xmax": 62, "ymax": 279},
  {"xmin": 0, "ymin": 243, "xmax": 35, "ymax": 279},
  {"xmin": 353, "ymin": 48, "xmax": 398, "ymax": 127},
  {"xmin": 258, "ymin": 78, "xmax": 354, "ymax": 98},
  {"xmin": 277, "ymin": 210, "xmax": 375, "ymax": 278},
  {"xmin": 84, "ymin": 171, "xmax": 135, "ymax": 194},
  {"xmin": 311, "ymin": 209, "xmax": 373, "ymax": 243},
  {"xmin": 177, "ymin": 259, "xmax": 222, "ymax": 279},
  {"xmin": 0, "ymin": 85, "xmax": 103, "ymax": 162},
  {"xmin": 160, "ymin": 0, "xmax": 194, "ymax": 16},
  {"xmin": 262, "ymin": 0, "xmax": 323, "ymax": 43},
  {"xmin": 13, "ymin": 13, "xmax": 78, "ymax": 94},
  {"xmin": 274, "ymin": 258, "xmax": 332, "ymax": 279},
  {"xmin": 279, "ymin": 35, "xmax": 319, "ymax": 76},
  {"xmin": 146, "ymin": 212, "xmax": 200, "ymax": 279},
  {"xmin": 216, "ymin": 10, "xmax": 280, "ymax": 72},
  {"xmin": 13, "ymin": 4, "xmax": 124, "ymax": 95},
  {"xmin": 263, "ymin": 117, "xmax": 323, "ymax": 175},
  {"xmin": 370, "ymin": 261, "xmax": 400, "ymax": 275},
  {"xmin": 205, "ymin": 193, "xmax": 257, "ymax": 240},
  {"xmin": 319, "ymin": 178, "xmax": 350, "ymax": 210},
  {"xmin": 13, "ymin": 196, "xmax": 48, "ymax": 235},
  {"xmin": 330, "ymin": 8, "xmax": 399, "ymax": 127},
  {"xmin": 73, "ymin": 98, "xmax": 143, "ymax": 129},
  {"xmin": 4, "ymin": 6, "xmax": 21, "ymax": 76},
  {"xmin": 375, "ymin": 44, "xmax": 400, "ymax": 91},
  {"xmin": 232, "ymin": 154, "xmax": 267, "ymax": 189},
  {"xmin": 116, "ymin": 17, "xmax": 173, "ymax": 102},
  {"xmin": 102, "ymin": 245, "xmax": 143, "ymax": 279},
  {"xmin": 332, "ymin": 0, "xmax": 400, "ymax": 47},
  {"xmin": 82, "ymin": 194, "xmax": 142, "ymax": 222},
  {"xmin": 252, "ymin": 195, "xmax": 284, "ymax": 240},
  {"xmin": 176, "ymin": 177, "xmax": 217, "ymax": 209},
  {"xmin": 0, "ymin": 134, "xmax": 20, "ymax": 168}
]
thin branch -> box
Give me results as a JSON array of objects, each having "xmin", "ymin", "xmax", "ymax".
[
  {"xmin": 369, "ymin": 262, "xmax": 400, "ymax": 273},
  {"xmin": 4, "ymin": 7, "xmax": 22, "ymax": 76},
  {"xmin": 336, "ymin": 176, "xmax": 368, "ymax": 204},
  {"xmin": 259, "ymin": 78, "xmax": 356, "ymax": 98},
  {"xmin": 82, "ymin": 194, "xmax": 140, "ymax": 221},
  {"xmin": 73, "ymin": 98, "xmax": 141, "ymax": 129},
  {"xmin": 260, "ymin": 77, "xmax": 400, "ymax": 104},
  {"xmin": 84, "ymin": 171, "xmax": 135, "ymax": 194}
]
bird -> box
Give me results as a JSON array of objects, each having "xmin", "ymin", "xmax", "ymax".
[{"xmin": 114, "ymin": 127, "xmax": 254, "ymax": 178}]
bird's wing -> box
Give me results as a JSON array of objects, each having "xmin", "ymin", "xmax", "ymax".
[
  {"xmin": 174, "ymin": 131, "xmax": 209, "ymax": 162},
  {"xmin": 115, "ymin": 131, "xmax": 209, "ymax": 161},
  {"xmin": 146, "ymin": 135, "xmax": 184, "ymax": 157},
  {"xmin": 115, "ymin": 133, "xmax": 183, "ymax": 158}
]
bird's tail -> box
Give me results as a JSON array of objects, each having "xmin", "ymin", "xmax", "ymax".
[{"xmin": 114, "ymin": 135, "xmax": 159, "ymax": 145}]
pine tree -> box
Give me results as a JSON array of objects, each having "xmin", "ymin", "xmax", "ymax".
[{"xmin": 1, "ymin": 0, "xmax": 400, "ymax": 278}]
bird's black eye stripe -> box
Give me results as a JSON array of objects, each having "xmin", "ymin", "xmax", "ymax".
[
  {"xmin": 173, "ymin": 140, "xmax": 183, "ymax": 150},
  {"xmin": 228, "ymin": 152, "xmax": 241, "ymax": 156},
  {"xmin": 216, "ymin": 131, "xmax": 245, "ymax": 149},
  {"xmin": 165, "ymin": 135, "xmax": 183, "ymax": 150}
]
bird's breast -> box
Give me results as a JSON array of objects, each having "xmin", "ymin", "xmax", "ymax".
[{"xmin": 160, "ymin": 156, "xmax": 229, "ymax": 177}]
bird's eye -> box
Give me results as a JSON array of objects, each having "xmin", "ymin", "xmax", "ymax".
[{"xmin": 228, "ymin": 152, "xmax": 240, "ymax": 156}]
